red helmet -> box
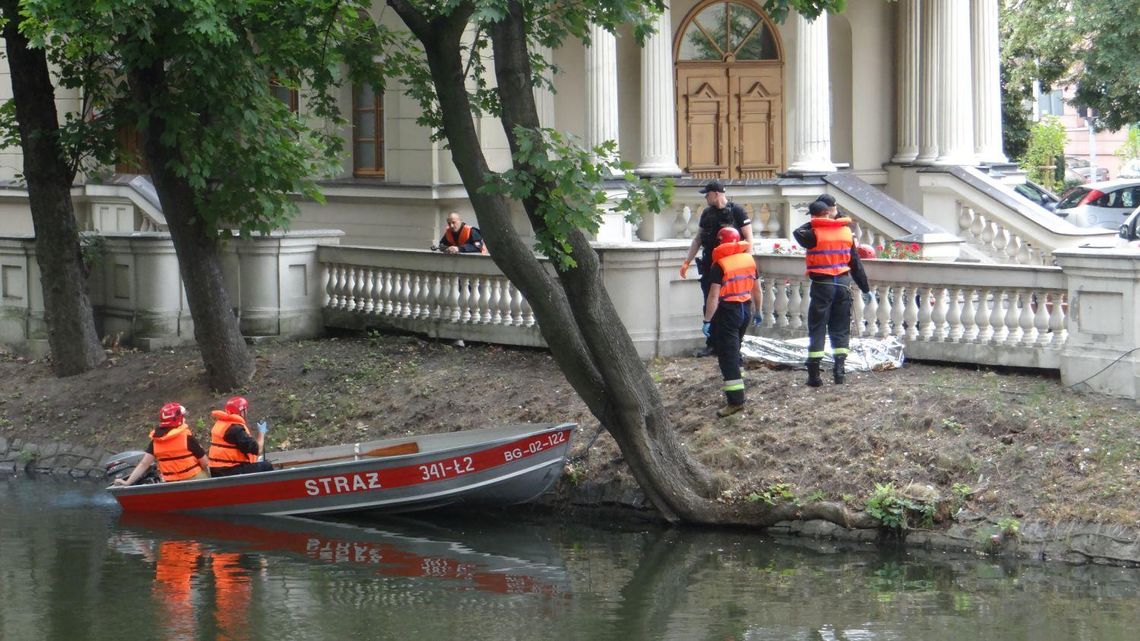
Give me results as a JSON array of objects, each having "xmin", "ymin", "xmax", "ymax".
[
  {"xmin": 856, "ymin": 243, "xmax": 877, "ymax": 259},
  {"xmin": 225, "ymin": 396, "xmax": 249, "ymax": 415},
  {"xmin": 159, "ymin": 402, "xmax": 187, "ymax": 427},
  {"xmin": 716, "ymin": 227, "xmax": 741, "ymax": 246}
]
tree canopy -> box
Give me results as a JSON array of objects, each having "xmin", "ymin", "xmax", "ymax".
[
  {"xmin": 21, "ymin": 0, "xmax": 385, "ymax": 236},
  {"xmin": 1002, "ymin": 0, "xmax": 1140, "ymax": 133},
  {"xmin": 18, "ymin": 0, "xmax": 387, "ymax": 389}
]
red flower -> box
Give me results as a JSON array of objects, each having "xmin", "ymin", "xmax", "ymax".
[
  {"xmin": 774, "ymin": 243, "xmax": 781, "ymax": 249},
  {"xmin": 909, "ymin": 243, "xmax": 920, "ymax": 252},
  {"xmin": 875, "ymin": 245, "xmax": 883, "ymax": 251}
]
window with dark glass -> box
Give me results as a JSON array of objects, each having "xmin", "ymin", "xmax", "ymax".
[
  {"xmin": 353, "ymin": 85, "xmax": 384, "ymax": 177},
  {"xmin": 270, "ymin": 81, "xmax": 299, "ymax": 113},
  {"xmin": 678, "ymin": 1, "xmax": 779, "ymax": 62}
]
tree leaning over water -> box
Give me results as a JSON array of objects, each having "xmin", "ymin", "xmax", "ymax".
[
  {"xmin": 21, "ymin": 0, "xmax": 385, "ymax": 390},
  {"xmin": 0, "ymin": 0, "xmax": 106, "ymax": 376},
  {"xmin": 383, "ymin": 0, "xmax": 845, "ymax": 524}
]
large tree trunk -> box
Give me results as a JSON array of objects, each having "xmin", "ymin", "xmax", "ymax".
[
  {"xmin": 127, "ymin": 62, "xmax": 254, "ymax": 391},
  {"xmin": 488, "ymin": 3, "xmax": 723, "ymax": 521},
  {"xmin": 389, "ymin": 1, "xmax": 719, "ymax": 522},
  {"xmin": 1, "ymin": 0, "xmax": 106, "ymax": 376}
]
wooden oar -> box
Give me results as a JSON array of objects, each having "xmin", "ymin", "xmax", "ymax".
[{"xmin": 274, "ymin": 441, "xmax": 420, "ymax": 469}]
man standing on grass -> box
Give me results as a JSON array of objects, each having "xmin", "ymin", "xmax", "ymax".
[
  {"xmin": 793, "ymin": 200, "xmax": 871, "ymax": 387},
  {"xmin": 680, "ymin": 180, "xmax": 753, "ymax": 356},
  {"xmin": 702, "ymin": 226, "xmax": 761, "ymax": 417}
]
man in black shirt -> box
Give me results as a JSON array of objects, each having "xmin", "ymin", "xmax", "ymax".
[{"xmin": 680, "ymin": 180, "xmax": 754, "ymax": 354}]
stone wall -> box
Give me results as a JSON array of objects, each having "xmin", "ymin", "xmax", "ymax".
[{"xmin": 0, "ymin": 436, "xmax": 109, "ymax": 479}]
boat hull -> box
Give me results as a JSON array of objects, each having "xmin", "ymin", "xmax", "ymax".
[{"xmin": 108, "ymin": 423, "xmax": 575, "ymax": 516}]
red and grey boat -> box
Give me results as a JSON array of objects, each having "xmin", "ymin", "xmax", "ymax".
[{"xmin": 106, "ymin": 422, "xmax": 576, "ymax": 516}]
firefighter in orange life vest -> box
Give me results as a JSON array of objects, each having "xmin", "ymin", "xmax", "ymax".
[
  {"xmin": 208, "ymin": 396, "xmax": 274, "ymax": 477},
  {"xmin": 793, "ymin": 199, "xmax": 872, "ymax": 387},
  {"xmin": 112, "ymin": 402, "xmax": 210, "ymax": 485},
  {"xmin": 702, "ymin": 226, "xmax": 761, "ymax": 418},
  {"xmin": 438, "ymin": 211, "xmax": 487, "ymax": 254}
]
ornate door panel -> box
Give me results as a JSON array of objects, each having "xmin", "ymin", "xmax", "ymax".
[
  {"xmin": 730, "ymin": 67, "xmax": 782, "ymax": 179},
  {"xmin": 678, "ymin": 69, "xmax": 729, "ymax": 180},
  {"xmin": 674, "ymin": 0, "xmax": 784, "ymax": 180}
]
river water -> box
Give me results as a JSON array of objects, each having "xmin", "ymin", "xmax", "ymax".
[{"xmin": 1, "ymin": 478, "xmax": 1137, "ymax": 641}]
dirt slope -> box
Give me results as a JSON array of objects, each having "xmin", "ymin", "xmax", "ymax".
[{"xmin": 1, "ymin": 333, "xmax": 1136, "ymax": 528}]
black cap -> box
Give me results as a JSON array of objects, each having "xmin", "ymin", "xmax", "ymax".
[
  {"xmin": 699, "ymin": 180, "xmax": 725, "ymax": 194},
  {"xmin": 809, "ymin": 200, "xmax": 831, "ymax": 216},
  {"xmin": 816, "ymin": 194, "xmax": 837, "ymax": 207}
]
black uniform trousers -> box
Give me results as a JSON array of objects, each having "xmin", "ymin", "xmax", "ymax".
[
  {"xmin": 210, "ymin": 460, "xmax": 274, "ymax": 477},
  {"xmin": 712, "ymin": 300, "xmax": 752, "ymax": 405},
  {"xmin": 807, "ymin": 274, "xmax": 853, "ymax": 361}
]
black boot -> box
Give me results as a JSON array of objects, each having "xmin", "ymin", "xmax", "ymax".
[
  {"xmin": 833, "ymin": 356, "xmax": 846, "ymax": 384},
  {"xmin": 806, "ymin": 360, "xmax": 823, "ymax": 387}
]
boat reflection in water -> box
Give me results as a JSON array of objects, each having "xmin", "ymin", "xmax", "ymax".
[{"xmin": 112, "ymin": 511, "xmax": 571, "ymax": 601}]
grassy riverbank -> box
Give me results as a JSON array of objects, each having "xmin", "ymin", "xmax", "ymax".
[{"xmin": 1, "ymin": 333, "xmax": 1137, "ymax": 532}]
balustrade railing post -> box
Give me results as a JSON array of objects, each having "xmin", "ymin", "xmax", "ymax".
[
  {"xmin": 789, "ymin": 281, "xmax": 804, "ymax": 329},
  {"xmin": 490, "ymin": 279, "xmax": 504, "ymax": 325},
  {"xmin": 1016, "ymin": 290, "xmax": 1035, "ymax": 345},
  {"xmin": 761, "ymin": 279, "xmax": 776, "ymax": 328},
  {"xmin": 362, "ymin": 268, "xmax": 376, "ymax": 314},
  {"xmin": 775, "ymin": 280, "xmax": 790, "ymax": 329},
  {"xmin": 884, "ymin": 285, "xmax": 902, "ymax": 339},
  {"xmin": 946, "ymin": 287, "xmax": 962, "ymax": 342},
  {"xmin": 959, "ymin": 288, "xmax": 977, "ymax": 342},
  {"xmin": 904, "ymin": 286, "xmax": 920, "ymax": 341},
  {"xmin": 1003, "ymin": 290, "xmax": 1022, "ymax": 344},
  {"xmin": 974, "ymin": 287, "xmax": 994, "ymax": 343},
  {"xmin": 321, "ymin": 263, "xmax": 334, "ymax": 309},
  {"xmin": 1048, "ymin": 292, "xmax": 1067, "ymax": 345}
]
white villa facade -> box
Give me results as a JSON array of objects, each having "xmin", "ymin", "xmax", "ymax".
[{"xmin": 3, "ymin": 0, "xmax": 1140, "ymax": 399}]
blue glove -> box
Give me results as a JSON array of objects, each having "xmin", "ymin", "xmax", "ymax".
[
  {"xmin": 701, "ymin": 321, "xmax": 712, "ymax": 338},
  {"xmin": 256, "ymin": 420, "xmax": 268, "ymax": 434},
  {"xmin": 752, "ymin": 315, "xmax": 762, "ymax": 327},
  {"xmin": 861, "ymin": 291, "xmax": 873, "ymax": 305}
]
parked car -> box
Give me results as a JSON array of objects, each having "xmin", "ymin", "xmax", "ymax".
[
  {"xmin": 1119, "ymin": 158, "xmax": 1140, "ymax": 179},
  {"xmin": 1055, "ymin": 179, "xmax": 1140, "ymax": 229},
  {"xmin": 1114, "ymin": 205, "xmax": 1140, "ymax": 247},
  {"xmin": 1012, "ymin": 180, "xmax": 1059, "ymax": 212},
  {"xmin": 1065, "ymin": 155, "xmax": 1110, "ymax": 183}
]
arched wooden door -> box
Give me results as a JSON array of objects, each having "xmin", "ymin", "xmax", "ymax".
[{"xmin": 675, "ymin": 0, "xmax": 784, "ymax": 180}]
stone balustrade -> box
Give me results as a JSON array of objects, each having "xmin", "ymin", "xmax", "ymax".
[
  {"xmin": 919, "ymin": 166, "xmax": 1114, "ymax": 264},
  {"xmin": 0, "ymin": 230, "xmax": 341, "ymax": 355},
  {"xmin": 755, "ymin": 254, "xmax": 1068, "ymax": 369},
  {"xmin": 4, "ymin": 233, "xmax": 1140, "ymax": 399},
  {"xmin": 320, "ymin": 246, "xmax": 545, "ymax": 348}
]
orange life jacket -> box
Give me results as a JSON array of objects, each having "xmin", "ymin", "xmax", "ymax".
[
  {"xmin": 805, "ymin": 217, "xmax": 855, "ymax": 277},
  {"xmin": 209, "ymin": 411, "xmax": 258, "ymax": 468},
  {"xmin": 713, "ymin": 242, "xmax": 757, "ymax": 303},
  {"xmin": 150, "ymin": 425, "xmax": 204, "ymax": 482},
  {"xmin": 443, "ymin": 224, "xmax": 487, "ymax": 254}
]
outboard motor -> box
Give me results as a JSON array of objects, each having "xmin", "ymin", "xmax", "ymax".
[{"xmin": 104, "ymin": 450, "xmax": 160, "ymax": 485}]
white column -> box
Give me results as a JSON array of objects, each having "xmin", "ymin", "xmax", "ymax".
[
  {"xmin": 971, "ymin": 0, "xmax": 1007, "ymax": 163},
  {"xmin": 786, "ymin": 11, "xmax": 836, "ymax": 175},
  {"xmin": 533, "ymin": 46, "xmax": 556, "ymax": 130},
  {"xmin": 934, "ymin": 0, "xmax": 976, "ymax": 165},
  {"xmin": 915, "ymin": 0, "xmax": 939, "ymax": 164},
  {"xmin": 636, "ymin": 7, "xmax": 682, "ymax": 176},
  {"xmin": 585, "ymin": 25, "xmax": 619, "ymax": 151},
  {"xmin": 892, "ymin": 0, "xmax": 921, "ymax": 163}
]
